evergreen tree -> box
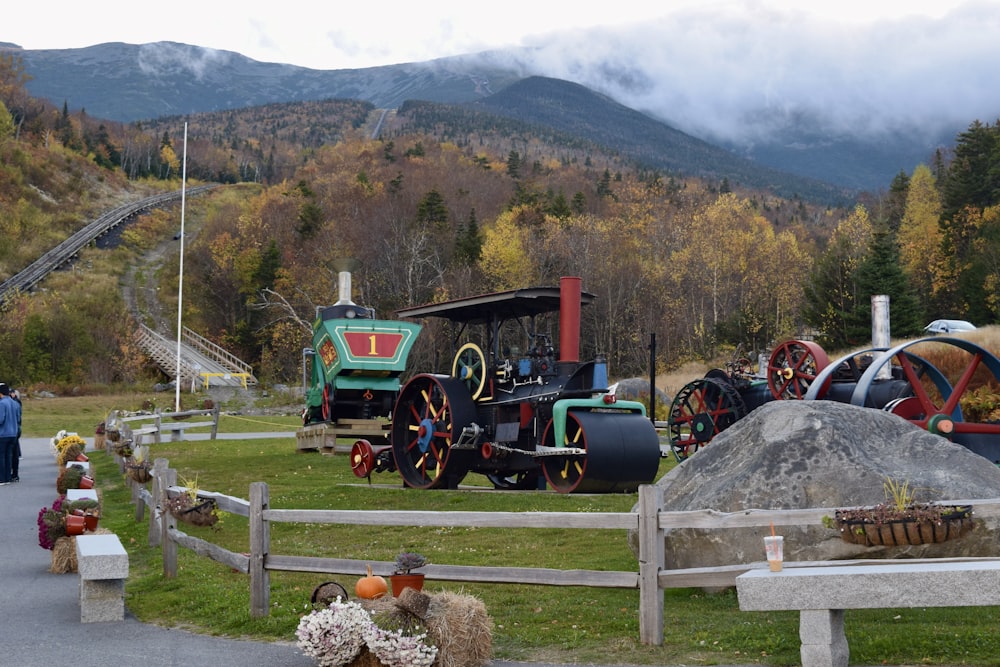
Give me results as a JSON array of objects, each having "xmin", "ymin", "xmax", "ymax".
[
  {"xmin": 801, "ymin": 206, "xmax": 873, "ymax": 348},
  {"xmin": 850, "ymin": 226, "xmax": 924, "ymax": 340},
  {"xmin": 416, "ymin": 189, "xmax": 448, "ymax": 229},
  {"xmin": 454, "ymin": 209, "xmax": 482, "ymax": 265},
  {"xmin": 506, "ymin": 150, "xmax": 522, "ymax": 179}
]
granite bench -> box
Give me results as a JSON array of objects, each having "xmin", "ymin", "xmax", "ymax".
[
  {"xmin": 74, "ymin": 534, "xmax": 129, "ymax": 623},
  {"xmin": 736, "ymin": 560, "xmax": 1000, "ymax": 667}
]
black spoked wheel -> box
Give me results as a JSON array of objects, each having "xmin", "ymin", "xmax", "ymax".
[
  {"xmin": 667, "ymin": 377, "xmax": 747, "ymax": 462},
  {"xmin": 391, "ymin": 374, "xmax": 477, "ymax": 489}
]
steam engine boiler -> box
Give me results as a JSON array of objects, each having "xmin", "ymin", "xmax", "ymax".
[{"xmin": 300, "ymin": 268, "xmax": 421, "ymax": 446}]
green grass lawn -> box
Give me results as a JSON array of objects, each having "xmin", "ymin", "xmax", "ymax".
[{"xmin": 31, "ymin": 395, "xmax": 1000, "ymax": 665}]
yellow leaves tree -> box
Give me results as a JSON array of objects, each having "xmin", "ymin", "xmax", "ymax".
[
  {"xmin": 898, "ymin": 164, "xmax": 942, "ymax": 311},
  {"xmin": 479, "ymin": 206, "xmax": 539, "ymax": 290},
  {"xmin": 667, "ymin": 194, "xmax": 807, "ymax": 356},
  {"xmin": 160, "ymin": 143, "xmax": 180, "ymax": 179}
]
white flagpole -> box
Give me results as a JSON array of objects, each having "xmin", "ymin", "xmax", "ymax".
[{"xmin": 174, "ymin": 122, "xmax": 188, "ymax": 412}]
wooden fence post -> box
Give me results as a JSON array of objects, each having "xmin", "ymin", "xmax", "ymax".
[
  {"xmin": 249, "ymin": 481, "xmax": 271, "ymax": 617},
  {"xmin": 148, "ymin": 458, "xmax": 170, "ymax": 546},
  {"xmin": 161, "ymin": 464, "xmax": 178, "ymax": 578},
  {"xmin": 638, "ymin": 484, "xmax": 665, "ymax": 645},
  {"xmin": 210, "ymin": 405, "xmax": 220, "ymax": 440},
  {"xmin": 132, "ymin": 474, "xmax": 145, "ymax": 522}
]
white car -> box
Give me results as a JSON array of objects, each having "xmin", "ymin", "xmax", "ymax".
[{"xmin": 924, "ymin": 319, "xmax": 977, "ymax": 334}]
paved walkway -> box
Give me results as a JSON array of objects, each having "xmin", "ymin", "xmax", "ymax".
[{"xmin": 2, "ymin": 436, "xmax": 665, "ymax": 667}]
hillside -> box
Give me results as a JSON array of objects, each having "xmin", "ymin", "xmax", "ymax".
[
  {"xmin": 471, "ymin": 77, "xmax": 848, "ymax": 202},
  {"xmin": 9, "ymin": 40, "xmax": 924, "ymax": 194}
]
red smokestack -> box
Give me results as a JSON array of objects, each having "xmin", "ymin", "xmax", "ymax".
[{"xmin": 559, "ymin": 276, "xmax": 582, "ymax": 363}]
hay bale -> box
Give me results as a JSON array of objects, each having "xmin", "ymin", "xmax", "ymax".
[
  {"xmin": 50, "ymin": 536, "xmax": 78, "ymax": 574},
  {"xmin": 358, "ymin": 590, "xmax": 493, "ymax": 667},
  {"xmin": 425, "ymin": 591, "xmax": 493, "ymax": 667}
]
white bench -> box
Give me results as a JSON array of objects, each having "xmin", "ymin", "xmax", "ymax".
[
  {"xmin": 736, "ymin": 560, "xmax": 1000, "ymax": 667},
  {"xmin": 75, "ymin": 534, "xmax": 129, "ymax": 623}
]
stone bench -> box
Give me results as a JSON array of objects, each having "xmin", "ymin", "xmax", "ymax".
[
  {"xmin": 75, "ymin": 534, "xmax": 129, "ymax": 623},
  {"xmin": 736, "ymin": 560, "xmax": 1000, "ymax": 667}
]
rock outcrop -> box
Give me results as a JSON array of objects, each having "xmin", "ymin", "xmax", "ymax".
[{"xmin": 634, "ymin": 400, "xmax": 1000, "ymax": 570}]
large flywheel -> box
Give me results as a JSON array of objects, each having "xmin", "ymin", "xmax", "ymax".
[
  {"xmin": 848, "ymin": 337, "xmax": 1000, "ymax": 461},
  {"xmin": 391, "ymin": 374, "xmax": 478, "ymax": 489},
  {"xmin": 667, "ymin": 377, "xmax": 747, "ymax": 462}
]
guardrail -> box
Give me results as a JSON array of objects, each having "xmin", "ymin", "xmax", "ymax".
[{"xmin": 119, "ymin": 454, "xmax": 1000, "ymax": 646}]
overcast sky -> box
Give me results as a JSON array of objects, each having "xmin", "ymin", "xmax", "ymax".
[{"xmin": 7, "ymin": 0, "xmax": 998, "ymax": 144}]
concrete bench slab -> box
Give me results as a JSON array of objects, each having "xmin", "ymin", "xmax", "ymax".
[
  {"xmin": 66, "ymin": 489, "xmax": 98, "ymax": 502},
  {"xmin": 737, "ymin": 560, "xmax": 1000, "ymax": 667},
  {"xmin": 75, "ymin": 534, "xmax": 129, "ymax": 623}
]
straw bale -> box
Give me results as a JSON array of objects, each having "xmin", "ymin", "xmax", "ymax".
[
  {"xmin": 50, "ymin": 536, "xmax": 78, "ymax": 573},
  {"xmin": 424, "ymin": 590, "xmax": 493, "ymax": 667}
]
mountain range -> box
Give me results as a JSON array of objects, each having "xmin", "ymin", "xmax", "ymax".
[{"xmin": 4, "ymin": 40, "xmax": 963, "ymax": 197}]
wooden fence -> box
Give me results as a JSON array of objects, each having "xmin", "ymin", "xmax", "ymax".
[{"xmin": 123, "ymin": 456, "xmax": 1000, "ymax": 646}]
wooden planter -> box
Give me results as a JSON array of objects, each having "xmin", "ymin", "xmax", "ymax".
[
  {"xmin": 125, "ymin": 462, "xmax": 153, "ymax": 484},
  {"xmin": 167, "ymin": 496, "xmax": 219, "ymax": 527},
  {"xmin": 834, "ymin": 504, "xmax": 974, "ymax": 547}
]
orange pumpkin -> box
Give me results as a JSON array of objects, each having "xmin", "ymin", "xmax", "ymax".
[{"xmin": 355, "ymin": 565, "xmax": 388, "ymax": 599}]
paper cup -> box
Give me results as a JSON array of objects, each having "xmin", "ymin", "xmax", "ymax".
[{"xmin": 764, "ymin": 535, "xmax": 783, "ymax": 572}]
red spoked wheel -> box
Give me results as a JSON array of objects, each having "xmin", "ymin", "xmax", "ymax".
[
  {"xmin": 321, "ymin": 384, "xmax": 332, "ymax": 422},
  {"xmin": 767, "ymin": 340, "xmax": 830, "ymax": 400},
  {"xmin": 667, "ymin": 377, "xmax": 747, "ymax": 462},
  {"xmin": 391, "ymin": 374, "xmax": 477, "ymax": 489},
  {"xmin": 350, "ymin": 439, "xmax": 376, "ymax": 479}
]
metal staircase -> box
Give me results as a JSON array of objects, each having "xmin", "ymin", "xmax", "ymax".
[{"xmin": 136, "ymin": 324, "xmax": 257, "ymax": 388}]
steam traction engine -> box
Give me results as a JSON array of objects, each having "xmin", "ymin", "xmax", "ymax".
[
  {"xmin": 667, "ymin": 338, "xmax": 1000, "ymax": 464},
  {"xmin": 351, "ymin": 277, "xmax": 662, "ymax": 492},
  {"xmin": 297, "ymin": 268, "xmax": 421, "ymax": 451}
]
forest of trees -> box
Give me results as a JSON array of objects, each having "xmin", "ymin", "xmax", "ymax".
[{"xmin": 3, "ymin": 50, "xmax": 1000, "ymax": 389}]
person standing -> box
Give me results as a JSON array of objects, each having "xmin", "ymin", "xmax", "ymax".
[
  {"xmin": 10, "ymin": 388, "xmax": 21, "ymax": 482},
  {"xmin": 0, "ymin": 383, "xmax": 20, "ymax": 486}
]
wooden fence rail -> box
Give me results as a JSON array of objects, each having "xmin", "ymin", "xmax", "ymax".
[{"xmin": 122, "ymin": 455, "xmax": 1000, "ymax": 646}]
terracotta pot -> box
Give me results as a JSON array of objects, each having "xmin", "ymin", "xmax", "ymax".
[
  {"xmin": 84, "ymin": 514, "xmax": 99, "ymax": 532},
  {"xmin": 76, "ymin": 453, "xmax": 89, "ymax": 462},
  {"xmin": 390, "ymin": 573, "xmax": 425, "ymax": 596},
  {"xmin": 65, "ymin": 514, "xmax": 85, "ymax": 536},
  {"xmin": 79, "ymin": 475, "xmax": 95, "ymax": 489}
]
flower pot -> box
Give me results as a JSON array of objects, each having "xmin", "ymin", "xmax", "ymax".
[
  {"xmin": 84, "ymin": 514, "xmax": 99, "ymax": 531},
  {"xmin": 79, "ymin": 475, "xmax": 95, "ymax": 490},
  {"xmin": 390, "ymin": 573, "xmax": 425, "ymax": 596},
  {"xmin": 76, "ymin": 453, "xmax": 89, "ymax": 462},
  {"xmin": 65, "ymin": 514, "xmax": 85, "ymax": 536}
]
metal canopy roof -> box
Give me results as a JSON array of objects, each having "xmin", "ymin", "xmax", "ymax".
[{"xmin": 395, "ymin": 286, "xmax": 595, "ymax": 324}]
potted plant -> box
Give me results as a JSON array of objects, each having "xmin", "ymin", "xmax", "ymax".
[
  {"xmin": 827, "ymin": 476, "xmax": 974, "ymax": 547},
  {"xmin": 390, "ymin": 552, "xmax": 428, "ymax": 596}
]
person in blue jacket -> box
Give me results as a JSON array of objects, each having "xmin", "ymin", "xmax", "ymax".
[
  {"xmin": 10, "ymin": 388, "xmax": 21, "ymax": 482},
  {"xmin": 0, "ymin": 383, "xmax": 21, "ymax": 486}
]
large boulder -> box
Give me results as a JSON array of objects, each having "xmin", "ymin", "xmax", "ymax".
[{"xmin": 633, "ymin": 400, "xmax": 1000, "ymax": 570}]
